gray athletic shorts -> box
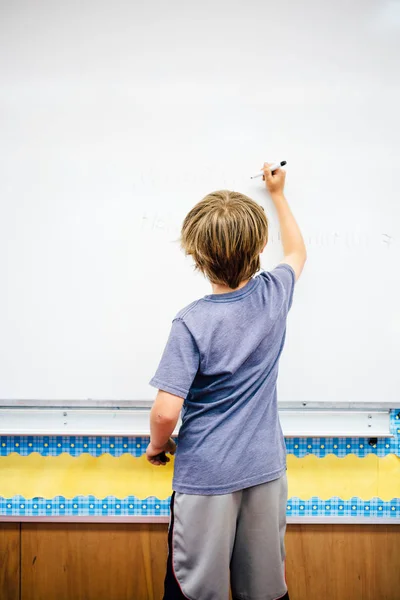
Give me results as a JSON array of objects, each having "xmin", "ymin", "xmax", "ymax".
[{"xmin": 163, "ymin": 472, "xmax": 289, "ymax": 600}]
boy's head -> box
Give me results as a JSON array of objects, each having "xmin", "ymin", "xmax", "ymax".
[{"xmin": 181, "ymin": 190, "xmax": 268, "ymax": 290}]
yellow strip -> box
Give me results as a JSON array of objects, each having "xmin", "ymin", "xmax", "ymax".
[
  {"xmin": 0, "ymin": 453, "xmax": 174, "ymax": 500},
  {"xmin": 0, "ymin": 453, "xmax": 399, "ymax": 501},
  {"xmin": 287, "ymin": 454, "xmax": 400, "ymax": 500}
]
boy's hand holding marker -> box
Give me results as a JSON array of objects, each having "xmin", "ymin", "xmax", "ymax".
[{"xmin": 262, "ymin": 162, "xmax": 286, "ymax": 197}]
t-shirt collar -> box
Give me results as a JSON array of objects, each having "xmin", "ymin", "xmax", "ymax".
[{"xmin": 203, "ymin": 276, "xmax": 259, "ymax": 302}]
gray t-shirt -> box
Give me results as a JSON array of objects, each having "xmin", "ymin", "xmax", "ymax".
[{"xmin": 149, "ymin": 263, "xmax": 295, "ymax": 495}]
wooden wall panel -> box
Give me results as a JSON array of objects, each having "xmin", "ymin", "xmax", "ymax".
[
  {"xmin": 285, "ymin": 525, "xmax": 400, "ymax": 600},
  {"xmin": 17, "ymin": 523, "xmax": 400, "ymax": 600},
  {"xmin": 0, "ymin": 523, "xmax": 20, "ymax": 600},
  {"xmin": 21, "ymin": 524, "xmax": 168, "ymax": 600}
]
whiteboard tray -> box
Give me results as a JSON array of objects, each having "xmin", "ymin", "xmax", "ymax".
[{"xmin": 0, "ymin": 408, "xmax": 392, "ymax": 437}]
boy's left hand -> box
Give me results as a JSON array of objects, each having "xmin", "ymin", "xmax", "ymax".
[{"xmin": 146, "ymin": 438, "xmax": 176, "ymax": 466}]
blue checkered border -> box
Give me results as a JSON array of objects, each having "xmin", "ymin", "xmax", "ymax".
[
  {"xmin": 1, "ymin": 410, "xmax": 399, "ymax": 458},
  {"xmin": 0, "ymin": 435, "xmax": 149, "ymax": 457},
  {"xmin": 0, "ymin": 495, "xmax": 170, "ymax": 517},
  {"xmin": 287, "ymin": 497, "xmax": 399, "ymax": 518},
  {"xmin": 0, "ymin": 495, "xmax": 398, "ymax": 518}
]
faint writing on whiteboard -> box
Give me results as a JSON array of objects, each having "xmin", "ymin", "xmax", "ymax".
[
  {"xmin": 140, "ymin": 213, "xmax": 395, "ymax": 250},
  {"xmin": 141, "ymin": 212, "xmax": 181, "ymax": 240},
  {"xmin": 132, "ymin": 166, "xmax": 246, "ymax": 188},
  {"xmin": 266, "ymin": 231, "xmax": 395, "ymax": 249},
  {"xmin": 381, "ymin": 234, "xmax": 394, "ymax": 247}
]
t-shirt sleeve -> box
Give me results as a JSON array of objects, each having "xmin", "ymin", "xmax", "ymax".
[
  {"xmin": 149, "ymin": 318, "xmax": 200, "ymax": 398},
  {"xmin": 260, "ymin": 262, "xmax": 296, "ymax": 315}
]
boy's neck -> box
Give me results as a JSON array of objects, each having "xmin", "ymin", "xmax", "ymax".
[{"xmin": 210, "ymin": 278, "xmax": 251, "ymax": 295}]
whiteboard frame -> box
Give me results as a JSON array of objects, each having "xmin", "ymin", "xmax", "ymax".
[{"xmin": 0, "ymin": 401, "xmax": 395, "ymax": 437}]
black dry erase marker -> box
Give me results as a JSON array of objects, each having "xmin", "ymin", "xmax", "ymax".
[{"xmin": 250, "ymin": 160, "xmax": 287, "ymax": 179}]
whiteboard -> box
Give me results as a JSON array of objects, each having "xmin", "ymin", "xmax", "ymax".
[{"xmin": 0, "ymin": 0, "xmax": 399, "ymax": 403}]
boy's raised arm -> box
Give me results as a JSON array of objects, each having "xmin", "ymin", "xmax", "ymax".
[{"xmin": 263, "ymin": 163, "xmax": 307, "ymax": 281}]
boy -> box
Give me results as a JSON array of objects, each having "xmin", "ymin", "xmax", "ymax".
[{"xmin": 146, "ymin": 163, "xmax": 307, "ymax": 600}]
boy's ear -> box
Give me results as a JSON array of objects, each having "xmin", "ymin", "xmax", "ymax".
[{"xmin": 262, "ymin": 241, "xmax": 267, "ymax": 252}]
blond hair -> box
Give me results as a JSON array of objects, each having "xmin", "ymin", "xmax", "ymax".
[{"xmin": 181, "ymin": 190, "xmax": 268, "ymax": 289}]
